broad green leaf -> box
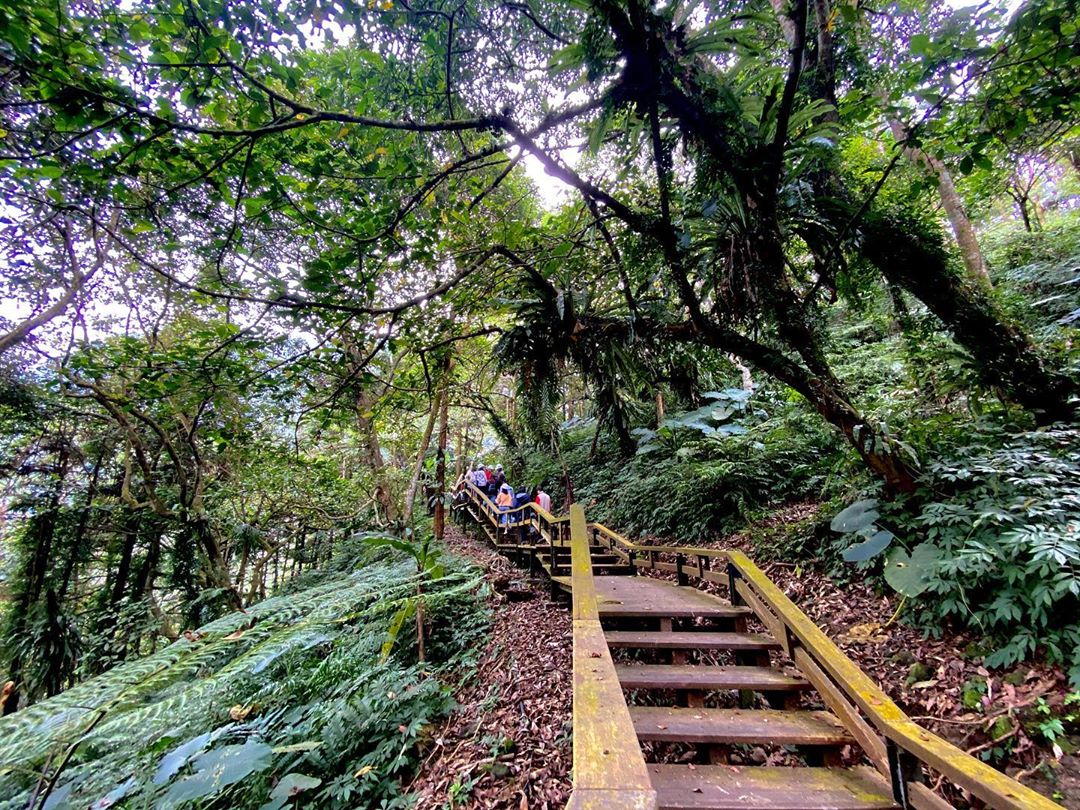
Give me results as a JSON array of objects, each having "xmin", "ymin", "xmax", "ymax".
[
  {"xmin": 842, "ymin": 529, "xmax": 894, "ymax": 563},
  {"xmin": 164, "ymin": 740, "xmax": 272, "ymax": 805},
  {"xmin": 830, "ymin": 499, "xmax": 880, "ymax": 533},
  {"xmin": 884, "ymin": 544, "xmax": 943, "ymax": 598}
]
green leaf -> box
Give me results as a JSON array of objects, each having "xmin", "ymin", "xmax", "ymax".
[
  {"xmin": 379, "ymin": 603, "xmax": 415, "ymax": 663},
  {"xmin": 842, "ymin": 529, "xmax": 894, "ymax": 563},
  {"xmin": 270, "ymin": 773, "xmax": 321, "ymax": 800},
  {"xmin": 910, "ymin": 34, "xmax": 931, "ymax": 55},
  {"xmin": 830, "ymin": 499, "xmax": 880, "ymax": 533},
  {"xmin": 884, "ymin": 543, "xmax": 943, "ymax": 598},
  {"xmin": 154, "ymin": 732, "xmax": 212, "ymax": 785},
  {"xmin": 271, "ymin": 741, "xmax": 322, "ymax": 754},
  {"xmin": 164, "ymin": 740, "xmax": 272, "ymax": 805}
]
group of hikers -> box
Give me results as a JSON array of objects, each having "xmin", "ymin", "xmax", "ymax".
[{"xmin": 455, "ymin": 462, "xmax": 552, "ymax": 523}]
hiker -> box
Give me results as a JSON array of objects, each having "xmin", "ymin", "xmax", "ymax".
[
  {"xmin": 470, "ymin": 464, "xmax": 487, "ymax": 489},
  {"xmin": 510, "ymin": 487, "xmax": 532, "ymax": 525},
  {"xmin": 496, "ymin": 482, "xmax": 513, "ymax": 524},
  {"xmin": 484, "ymin": 465, "xmax": 497, "ymax": 499},
  {"xmin": 534, "ymin": 486, "xmax": 552, "ymax": 513}
]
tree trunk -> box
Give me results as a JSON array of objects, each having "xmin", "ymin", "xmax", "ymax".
[
  {"xmin": 884, "ymin": 120, "xmax": 991, "ymax": 286},
  {"xmin": 191, "ymin": 518, "xmax": 242, "ymax": 610},
  {"xmin": 59, "ymin": 453, "xmax": 103, "ymax": 602},
  {"xmin": 3, "ymin": 442, "xmax": 70, "ymax": 714},
  {"xmin": 863, "ymin": 213, "xmax": 1078, "ymax": 423},
  {"xmin": 1013, "ymin": 191, "xmax": 1034, "ymax": 232},
  {"xmin": 708, "ymin": 326, "xmax": 916, "ymax": 492},
  {"xmin": 356, "ymin": 389, "xmax": 398, "ymax": 524},
  {"xmin": 433, "ymin": 381, "xmax": 451, "ymax": 541},
  {"xmin": 729, "ymin": 355, "xmax": 754, "ymax": 390},
  {"xmin": 403, "ymin": 388, "xmax": 443, "ymax": 528},
  {"xmin": 785, "ymin": 0, "xmax": 1074, "ymax": 420}
]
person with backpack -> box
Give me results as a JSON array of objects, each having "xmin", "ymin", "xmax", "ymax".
[{"xmin": 470, "ymin": 464, "xmax": 487, "ymax": 489}]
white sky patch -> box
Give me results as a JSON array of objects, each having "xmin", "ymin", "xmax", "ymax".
[{"xmin": 521, "ymin": 151, "xmax": 576, "ymax": 210}]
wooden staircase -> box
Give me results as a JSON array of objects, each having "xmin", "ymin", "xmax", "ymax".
[
  {"xmin": 458, "ymin": 483, "xmax": 1062, "ymax": 810},
  {"xmin": 589, "ymin": 573, "xmax": 895, "ymax": 810}
]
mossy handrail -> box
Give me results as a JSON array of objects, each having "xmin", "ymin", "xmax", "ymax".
[
  {"xmin": 724, "ymin": 550, "xmax": 1059, "ymax": 810},
  {"xmin": 588, "ymin": 515, "xmax": 1060, "ymax": 810},
  {"xmin": 566, "ymin": 504, "xmax": 656, "ymax": 810}
]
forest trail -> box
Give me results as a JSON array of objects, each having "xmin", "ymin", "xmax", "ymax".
[{"xmin": 459, "ymin": 484, "xmax": 1062, "ymax": 810}]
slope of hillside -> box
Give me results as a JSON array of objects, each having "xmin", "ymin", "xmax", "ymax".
[{"xmin": 0, "ymin": 545, "xmax": 487, "ymax": 810}]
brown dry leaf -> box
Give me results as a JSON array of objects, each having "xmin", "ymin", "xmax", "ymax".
[
  {"xmin": 842, "ymin": 622, "xmax": 889, "ymax": 644},
  {"xmin": 229, "ymin": 704, "xmax": 254, "ymax": 721}
]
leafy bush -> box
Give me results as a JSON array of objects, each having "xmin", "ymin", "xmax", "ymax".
[
  {"xmin": 0, "ymin": 545, "xmax": 488, "ymax": 809},
  {"xmin": 983, "ymin": 210, "xmax": 1080, "ymax": 364},
  {"xmin": 832, "ymin": 422, "xmax": 1080, "ymax": 683},
  {"xmin": 523, "ymin": 390, "xmax": 845, "ymax": 542}
]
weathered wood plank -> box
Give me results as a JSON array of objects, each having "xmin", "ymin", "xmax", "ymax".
[
  {"xmin": 630, "ymin": 706, "xmax": 853, "ymax": 746},
  {"xmin": 568, "ymin": 504, "xmax": 657, "ymax": 809},
  {"xmin": 793, "ymin": 647, "xmax": 888, "ymax": 774},
  {"xmin": 735, "ymin": 579, "xmax": 791, "ymax": 655},
  {"xmin": 647, "ymin": 764, "xmax": 898, "ymax": 809},
  {"xmin": 616, "ymin": 664, "xmax": 809, "ymax": 692},
  {"xmin": 604, "ymin": 630, "xmax": 779, "ymax": 651},
  {"xmin": 594, "ymin": 576, "xmax": 752, "ymax": 620}
]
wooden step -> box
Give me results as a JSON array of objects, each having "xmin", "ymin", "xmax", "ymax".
[
  {"xmin": 647, "ymin": 764, "xmax": 898, "ymax": 809},
  {"xmin": 538, "ymin": 552, "xmax": 622, "ymax": 564},
  {"xmin": 615, "ymin": 665, "xmax": 809, "ymax": 693},
  {"xmin": 605, "ymin": 630, "xmax": 779, "ymax": 652},
  {"xmin": 551, "ymin": 575, "xmax": 572, "ymax": 591},
  {"xmin": 594, "ymin": 577, "xmax": 752, "ymax": 620},
  {"xmin": 592, "ymin": 564, "xmax": 635, "ymax": 575},
  {"xmin": 630, "ymin": 707, "xmax": 852, "ymax": 746},
  {"xmin": 549, "ymin": 546, "xmax": 612, "ymax": 556}
]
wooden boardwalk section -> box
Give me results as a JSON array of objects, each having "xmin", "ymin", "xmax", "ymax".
[{"xmin": 459, "ymin": 484, "xmax": 1061, "ymax": 810}]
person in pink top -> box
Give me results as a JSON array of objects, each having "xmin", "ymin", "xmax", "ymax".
[{"xmin": 534, "ymin": 487, "xmax": 552, "ymax": 513}]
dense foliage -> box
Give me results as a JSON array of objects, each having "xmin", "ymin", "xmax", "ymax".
[
  {"xmin": 0, "ymin": 0, "xmax": 1079, "ymax": 798},
  {"xmin": 0, "ymin": 543, "xmax": 487, "ymax": 809}
]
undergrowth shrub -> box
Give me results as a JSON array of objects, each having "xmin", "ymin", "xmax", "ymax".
[
  {"xmin": 984, "ymin": 210, "xmax": 1080, "ymax": 365},
  {"xmin": 831, "ymin": 421, "xmax": 1080, "ymax": 683},
  {"xmin": 0, "ymin": 545, "xmax": 488, "ymax": 809},
  {"xmin": 907, "ymin": 424, "xmax": 1080, "ymax": 681},
  {"xmin": 522, "ymin": 393, "xmax": 845, "ymax": 542}
]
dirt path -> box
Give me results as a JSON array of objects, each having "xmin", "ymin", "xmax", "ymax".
[{"xmin": 411, "ymin": 523, "xmax": 572, "ymax": 809}]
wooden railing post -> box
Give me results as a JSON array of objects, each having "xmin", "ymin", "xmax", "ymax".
[
  {"xmin": 675, "ymin": 553, "xmax": 689, "ymax": 586},
  {"xmin": 727, "ymin": 562, "xmax": 744, "ymax": 606}
]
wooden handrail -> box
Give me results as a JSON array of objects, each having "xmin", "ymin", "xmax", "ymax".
[
  {"xmin": 463, "ymin": 482, "xmax": 569, "ymax": 524},
  {"xmin": 726, "ymin": 551, "xmax": 1060, "ymax": 810},
  {"xmin": 589, "ymin": 522, "xmax": 730, "ymax": 560},
  {"xmin": 566, "ymin": 504, "xmax": 657, "ymax": 810}
]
